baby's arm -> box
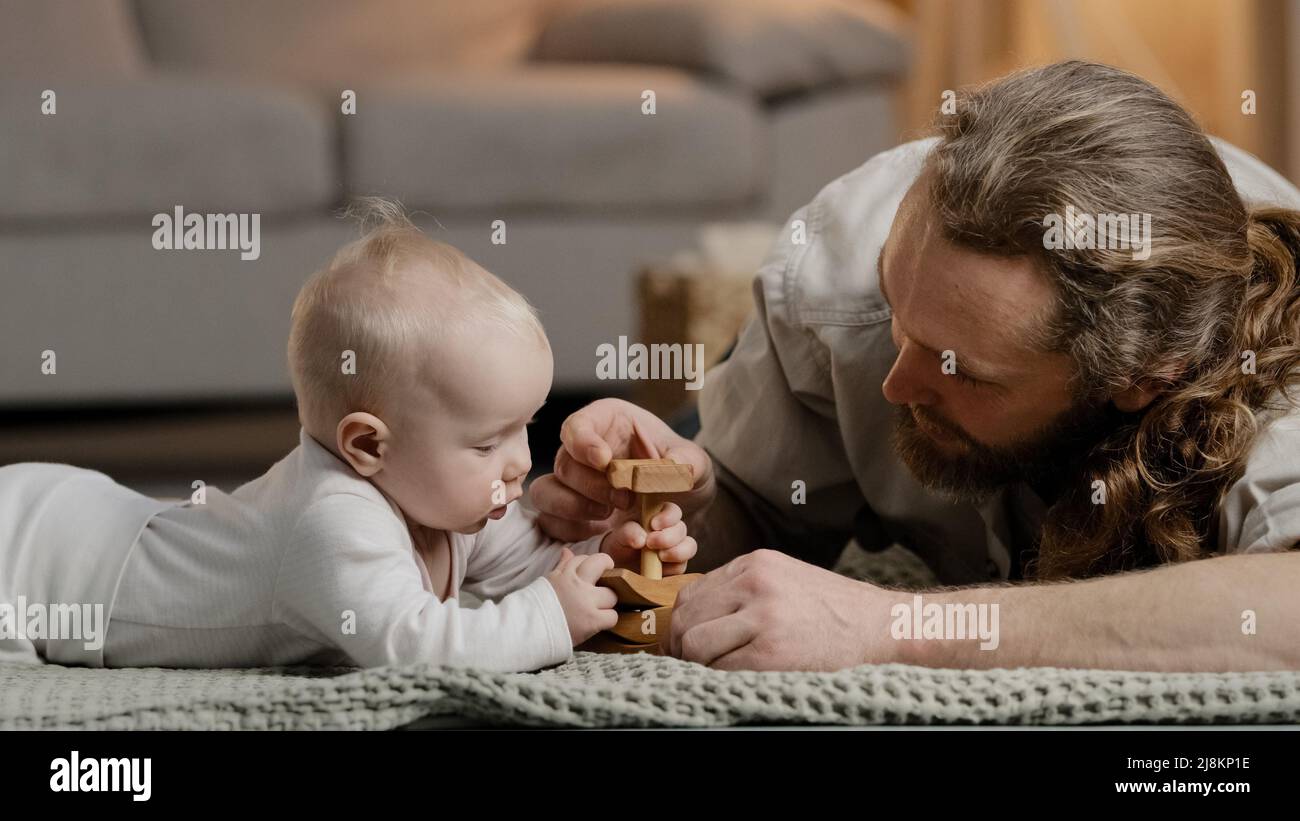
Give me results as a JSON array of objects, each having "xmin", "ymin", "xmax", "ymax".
[
  {"xmin": 460, "ymin": 501, "xmax": 603, "ymax": 601},
  {"xmin": 274, "ymin": 494, "xmax": 574, "ymax": 671}
]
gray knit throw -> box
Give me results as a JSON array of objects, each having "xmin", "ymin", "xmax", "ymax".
[{"xmin": 3, "ymin": 546, "xmax": 1297, "ymax": 729}]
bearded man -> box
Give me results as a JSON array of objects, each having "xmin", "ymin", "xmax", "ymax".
[{"xmin": 530, "ymin": 61, "xmax": 1300, "ymax": 672}]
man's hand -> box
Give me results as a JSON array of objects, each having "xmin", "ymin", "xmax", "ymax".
[
  {"xmin": 599, "ymin": 502, "xmax": 697, "ymax": 576},
  {"xmin": 531, "ymin": 398, "xmax": 715, "ymax": 543},
  {"xmin": 667, "ymin": 549, "xmax": 902, "ymax": 671}
]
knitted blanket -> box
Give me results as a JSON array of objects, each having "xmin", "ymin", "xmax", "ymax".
[{"xmin": 4, "ymin": 546, "xmax": 1298, "ymax": 729}]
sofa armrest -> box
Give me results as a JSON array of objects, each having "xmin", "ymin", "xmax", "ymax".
[{"xmin": 531, "ymin": 0, "xmax": 910, "ymax": 99}]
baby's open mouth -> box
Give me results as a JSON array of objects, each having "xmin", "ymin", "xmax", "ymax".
[{"xmin": 488, "ymin": 505, "xmax": 508, "ymax": 520}]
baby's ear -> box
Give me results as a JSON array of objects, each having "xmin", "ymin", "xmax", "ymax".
[{"xmin": 336, "ymin": 412, "xmax": 390, "ymax": 476}]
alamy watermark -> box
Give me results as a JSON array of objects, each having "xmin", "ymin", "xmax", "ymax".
[
  {"xmin": 1042, "ymin": 205, "xmax": 1151, "ymax": 261},
  {"xmin": 889, "ymin": 594, "xmax": 1000, "ymax": 651},
  {"xmin": 0, "ymin": 597, "xmax": 104, "ymax": 652},
  {"xmin": 151, "ymin": 206, "xmax": 261, "ymax": 260},
  {"xmin": 50, "ymin": 751, "xmax": 151, "ymax": 801},
  {"xmin": 595, "ymin": 335, "xmax": 705, "ymax": 390}
]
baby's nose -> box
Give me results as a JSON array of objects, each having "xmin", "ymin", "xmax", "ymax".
[{"xmin": 505, "ymin": 462, "xmax": 530, "ymax": 485}]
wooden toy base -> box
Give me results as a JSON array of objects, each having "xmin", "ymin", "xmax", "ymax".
[
  {"xmin": 597, "ymin": 568, "xmax": 702, "ymax": 608},
  {"xmin": 575, "ymin": 632, "xmax": 666, "ymax": 655},
  {"xmin": 578, "ymin": 569, "xmax": 703, "ymax": 655}
]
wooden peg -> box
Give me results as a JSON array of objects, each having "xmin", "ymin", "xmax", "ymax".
[
  {"xmin": 628, "ymin": 463, "xmax": 694, "ymax": 493},
  {"xmin": 606, "ymin": 458, "xmax": 673, "ymax": 489}
]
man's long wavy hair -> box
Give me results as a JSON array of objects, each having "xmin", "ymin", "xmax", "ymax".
[{"xmin": 927, "ymin": 61, "xmax": 1300, "ymax": 580}]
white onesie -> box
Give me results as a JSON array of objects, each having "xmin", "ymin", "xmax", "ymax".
[{"xmin": 1, "ymin": 428, "xmax": 601, "ymax": 671}]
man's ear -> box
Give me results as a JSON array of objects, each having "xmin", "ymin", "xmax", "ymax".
[
  {"xmin": 1112, "ymin": 380, "xmax": 1163, "ymax": 413},
  {"xmin": 336, "ymin": 412, "xmax": 391, "ymax": 477}
]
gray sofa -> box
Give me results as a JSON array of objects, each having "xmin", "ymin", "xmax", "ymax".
[{"xmin": 0, "ymin": 0, "xmax": 910, "ymax": 403}]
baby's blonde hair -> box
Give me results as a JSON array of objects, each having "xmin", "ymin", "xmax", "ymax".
[{"xmin": 287, "ymin": 198, "xmax": 546, "ymax": 441}]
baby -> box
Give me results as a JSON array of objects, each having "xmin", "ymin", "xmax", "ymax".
[{"xmin": 0, "ymin": 202, "xmax": 695, "ymax": 671}]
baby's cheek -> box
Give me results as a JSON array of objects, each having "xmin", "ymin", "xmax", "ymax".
[
  {"xmin": 443, "ymin": 458, "xmax": 500, "ymax": 514},
  {"xmin": 401, "ymin": 459, "xmax": 470, "ymax": 524}
]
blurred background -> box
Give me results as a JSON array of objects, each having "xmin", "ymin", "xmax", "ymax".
[{"xmin": 0, "ymin": 0, "xmax": 1296, "ymax": 496}]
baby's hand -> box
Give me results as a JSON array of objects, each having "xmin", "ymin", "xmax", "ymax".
[
  {"xmin": 599, "ymin": 502, "xmax": 697, "ymax": 576},
  {"xmin": 546, "ymin": 548, "xmax": 619, "ymax": 646}
]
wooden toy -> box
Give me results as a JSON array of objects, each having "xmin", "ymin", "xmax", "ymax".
[
  {"xmin": 576, "ymin": 457, "xmax": 702, "ymax": 655},
  {"xmin": 605, "ymin": 458, "xmax": 692, "ymax": 579}
]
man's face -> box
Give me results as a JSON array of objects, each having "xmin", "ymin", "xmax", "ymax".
[{"xmin": 878, "ymin": 175, "xmax": 1114, "ymax": 502}]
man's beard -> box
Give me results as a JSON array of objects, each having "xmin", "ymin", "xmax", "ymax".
[{"xmin": 890, "ymin": 397, "xmax": 1121, "ymax": 505}]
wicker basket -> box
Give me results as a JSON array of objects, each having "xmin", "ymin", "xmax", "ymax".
[{"xmin": 632, "ymin": 266, "xmax": 755, "ymax": 419}]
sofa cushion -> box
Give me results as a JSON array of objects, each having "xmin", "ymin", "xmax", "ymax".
[
  {"xmin": 0, "ymin": 78, "xmax": 335, "ymax": 221},
  {"xmin": 533, "ymin": 0, "xmax": 911, "ymax": 99},
  {"xmin": 342, "ymin": 65, "xmax": 765, "ymax": 210},
  {"xmin": 135, "ymin": 0, "xmax": 551, "ymax": 86},
  {"xmin": 0, "ymin": 0, "xmax": 145, "ymax": 79}
]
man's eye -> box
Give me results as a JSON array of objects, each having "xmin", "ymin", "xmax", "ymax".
[{"xmin": 954, "ymin": 370, "xmax": 984, "ymax": 388}]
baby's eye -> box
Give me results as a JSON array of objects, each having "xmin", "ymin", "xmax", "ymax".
[{"xmin": 474, "ymin": 444, "xmax": 498, "ymax": 455}]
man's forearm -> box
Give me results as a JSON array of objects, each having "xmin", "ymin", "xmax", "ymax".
[{"xmin": 894, "ymin": 552, "xmax": 1300, "ymax": 672}]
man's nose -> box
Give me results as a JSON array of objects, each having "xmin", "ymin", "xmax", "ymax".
[{"xmin": 881, "ymin": 342, "xmax": 941, "ymax": 407}]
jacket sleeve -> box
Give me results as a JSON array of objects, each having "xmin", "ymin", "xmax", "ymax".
[
  {"xmin": 1218, "ymin": 416, "xmax": 1300, "ymax": 554},
  {"xmin": 274, "ymin": 493, "xmax": 573, "ymax": 671},
  {"xmin": 695, "ymin": 200, "xmax": 863, "ymax": 568}
]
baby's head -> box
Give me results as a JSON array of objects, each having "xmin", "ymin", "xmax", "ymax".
[{"xmin": 288, "ymin": 199, "xmax": 552, "ymax": 533}]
